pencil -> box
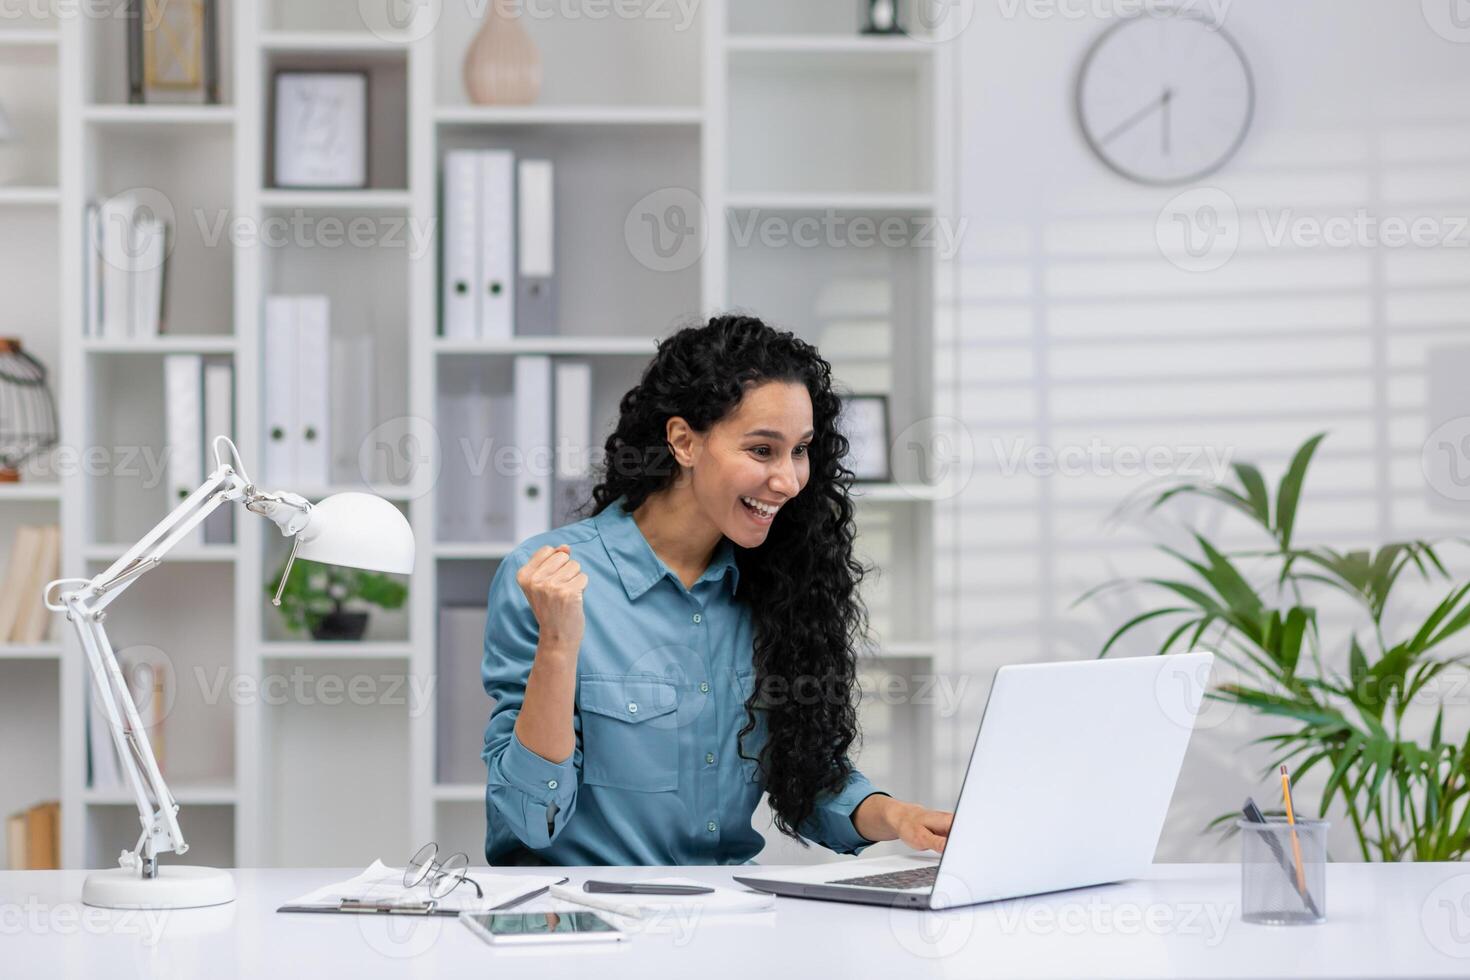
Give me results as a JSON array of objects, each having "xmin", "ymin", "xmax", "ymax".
[{"xmin": 1280, "ymin": 765, "xmax": 1308, "ymax": 895}]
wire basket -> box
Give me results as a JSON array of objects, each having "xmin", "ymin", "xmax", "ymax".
[{"xmin": 0, "ymin": 338, "xmax": 58, "ymax": 480}]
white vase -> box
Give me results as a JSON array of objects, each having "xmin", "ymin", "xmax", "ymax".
[{"xmin": 463, "ymin": 0, "xmax": 542, "ymax": 106}]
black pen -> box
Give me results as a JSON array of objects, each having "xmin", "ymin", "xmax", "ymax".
[{"xmin": 583, "ymin": 880, "xmax": 715, "ymax": 896}]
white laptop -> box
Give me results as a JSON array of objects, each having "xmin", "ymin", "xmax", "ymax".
[{"xmin": 734, "ymin": 652, "xmax": 1214, "ymax": 910}]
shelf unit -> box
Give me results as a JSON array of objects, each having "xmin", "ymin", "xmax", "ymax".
[
  {"xmin": 20, "ymin": 0, "xmax": 953, "ymax": 871},
  {"xmin": 0, "ymin": 4, "xmax": 64, "ymax": 872}
]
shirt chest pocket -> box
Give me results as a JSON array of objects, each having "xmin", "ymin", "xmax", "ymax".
[{"xmin": 579, "ymin": 676, "xmax": 680, "ymax": 792}]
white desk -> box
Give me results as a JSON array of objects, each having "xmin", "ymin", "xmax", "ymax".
[{"xmin": 1, "ymin": 862, "xmax": 1464, "ymax": 978}]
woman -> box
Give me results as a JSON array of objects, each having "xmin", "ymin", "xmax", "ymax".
[{"xmin": 481, "ymin": 314, "xmax": 953, "ymax": 865}]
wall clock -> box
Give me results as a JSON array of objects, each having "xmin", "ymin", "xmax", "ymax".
[{"xmin": 1075, "ymin": 12, "xmax": 1254, "ymax": 186}]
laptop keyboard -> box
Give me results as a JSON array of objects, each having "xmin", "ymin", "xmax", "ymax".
[{"xmin": 829, "ymin": 865, "xmax": 938, "ymax": 891}]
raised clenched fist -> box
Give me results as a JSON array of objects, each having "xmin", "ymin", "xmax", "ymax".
[{"xmin": 515, "ymin": 544, "xmax": 589, "ymax": 655}]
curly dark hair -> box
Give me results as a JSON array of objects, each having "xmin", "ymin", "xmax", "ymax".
[{"xmin": 588, "ymin": 313, "xmax": 869, "ymax": 842}]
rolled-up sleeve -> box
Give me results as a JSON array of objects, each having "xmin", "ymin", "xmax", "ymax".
[
  {"xmin": 481, "ymin": 551, "xmax": 581, "ymax": 855},
  {"xmin": 798, "ymin": 765, "xmax": 888, "ymax": 856}
]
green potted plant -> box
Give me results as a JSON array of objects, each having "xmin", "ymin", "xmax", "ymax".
[
  {"xmin": 1082, "ymin": 433, "xmax": 1470, "ymax": 861},
  {"xmin": 265, "ymin": 558, "xmax": 408, "ymax": 642}
]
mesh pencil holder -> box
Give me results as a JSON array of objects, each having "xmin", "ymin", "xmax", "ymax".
[{"xmin": 1238, "ymin": 818, "xmax": 1327, "ymax": 925}]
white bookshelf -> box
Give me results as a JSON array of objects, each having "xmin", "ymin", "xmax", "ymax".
[{"xmin": 15, "ymin": 0, "xmax": 953, "ymax": 871}]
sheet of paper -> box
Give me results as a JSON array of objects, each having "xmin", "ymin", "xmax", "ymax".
[
  {"xmin": 547, "ymin": 877, "xmax": 776, "ymax": 918},
  {"xmin": 284, "ymin": 860, "xmax": 563, "ymax": 913}
]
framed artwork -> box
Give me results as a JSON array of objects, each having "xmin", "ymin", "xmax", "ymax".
[
  {"xmin": 272, "ymin": 71, "xmax": 369, "ymax": 189},
  {"xmin": 841, "ymin": 394, "xmax": 891, "ymax": 482},
  {"xmin": 131, "ymin": 0, "xmax": 220, "ymax": 104}
]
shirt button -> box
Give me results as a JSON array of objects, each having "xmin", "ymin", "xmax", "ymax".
[
  {"xmin": 705, "ymin": 752, "xmax": 715, "ymax": 765},
  {"xmin": 699, "ymin": 682, "xmax": 709, "ymax": 694},
  {"xmin": 707, "ymin": 821, "xmax": 718, "ymax": 833},
  {"xmin": 627, "ymin": 702, "xmax": 639, "ymax": 714},
  {"xmin": 547, "ymin": 779, "xmax": 558, "ymax": 790},
  {"xmin": 692, "ymin": 613, "xmax": 702, "ymax": 625}
]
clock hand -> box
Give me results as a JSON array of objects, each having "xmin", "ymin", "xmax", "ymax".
[
  {"xmin": 1161, "ymin": 87, "xmax": 1173, "ymax": 156},
  {"xmin": 1099, "ymin": 91, "xmax": 1169, "ymax": 147}
]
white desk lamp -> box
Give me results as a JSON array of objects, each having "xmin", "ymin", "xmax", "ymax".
[{"xmin": 43, "ymin": 435, "xmax": 415, "ymax": 909}]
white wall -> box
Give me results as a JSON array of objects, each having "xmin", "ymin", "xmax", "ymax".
[{"xmin": 939, "ymin": 0, "xmax": 1470, "ymax": 860}]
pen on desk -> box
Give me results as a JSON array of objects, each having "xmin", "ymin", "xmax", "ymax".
[
  {"xmin": 1279, "ymin": 765, "xmax": 1308, "ymax": 895},
  {"xmin": 583, "ymin": 880, "xmax": 715, "ymax": 896},
  {"xmin": 1241, "ymin": 796, "xmax": 1320, "ymax": 919},
  {"xmin": 491, "ymin": 877, "xmax": 569, "ymax": 911}
]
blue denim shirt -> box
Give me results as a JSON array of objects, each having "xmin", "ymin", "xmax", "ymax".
[{"xmin": 481, "ymin": 500, "xmax": 884, "ymax": 866}]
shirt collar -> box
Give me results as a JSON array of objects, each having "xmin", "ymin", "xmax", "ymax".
[{"xmin": 595, "ymin": 500, "xmax": 741, "ymax": 601}]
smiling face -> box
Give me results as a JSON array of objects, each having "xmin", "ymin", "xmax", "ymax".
[{"xmin": 670, "ymin": 380, "xmax": 814, "ymax": 549}]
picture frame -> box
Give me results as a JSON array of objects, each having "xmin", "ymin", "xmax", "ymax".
[
  {"xmin": 129, "ymin": 0, "xmax": 220, "ymax": 104},
  {"xmin": 272, "ymin": 70, "xmax": 369, "ymax": 190},
  {"xmin": 840, "ymin": 394, "xmax": 892, "ymax": 483}
]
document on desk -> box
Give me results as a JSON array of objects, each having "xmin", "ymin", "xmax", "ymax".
[
  {"xmin": 278, "ymin": 860, "xmax": 566, "ymax": 916},
  {"xmin": 548, "ymin": 878, "xmax": 776, "ymax": 920}
]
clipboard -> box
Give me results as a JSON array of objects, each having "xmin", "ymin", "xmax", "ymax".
[{"xmin": 277, "ymin": 877, "xmax": 569, "ymax": 917}]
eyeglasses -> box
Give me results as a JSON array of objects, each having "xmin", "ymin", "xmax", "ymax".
[{"xmin": 404, "ymin": 842, "xmax": 484, "ymax": 900}]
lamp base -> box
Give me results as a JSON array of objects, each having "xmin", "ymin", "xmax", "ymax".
[{"xmin": 82, "ymin": 865, "xmax": 236, "ymax": 909}]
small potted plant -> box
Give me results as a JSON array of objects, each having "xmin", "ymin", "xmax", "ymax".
[{"xmin": 265, "ymin": 559, "xmax": 408, "ymax": 641}]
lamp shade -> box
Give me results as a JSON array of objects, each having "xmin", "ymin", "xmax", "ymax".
[{"xmin": 295, "ymin": 492, "xmax": 414, "ymax": 574}]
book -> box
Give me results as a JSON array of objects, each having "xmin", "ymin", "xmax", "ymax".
[
  {"xmin": 98, "ymin": 194, "xmax": 135, "ymax": 339},
  {"xmin": 202, "ymin": 360, "xmax": 235, "ymax": 544},
  {"xmin": 164, "ymin": 355, "xmax": 204, "ymax": 547},
  {"xmin": 14, "ymin": 525, "xmax": 60, "ymax": 645},
  {"xmin": 84, "ymin": 203, "xmax": 101, "ymax": 337},
  {"xmin": 478, "ymin": 151, "xmax": 516, "ymax": 341},
  {"xmin": 516, "ymin": 158, "xmax": 556, "ymax": 336},
  {"xmin": 295, "ymin": 297, "xmax": 331, "ymax": 489},
  {"xmin": 442, "ymin": 150, "xmax": 479, "ymax": 340},
  {"xmin": 513, "ymin": 356, "xmax": 552, "ymax": 540},
  {"xmin": 5, "ymin": 811, "xmax": 24, "ymax": 870},
  {"xmin": 25, "ymin": 801, "xmax": 59, "ymax": 870},
  {"xmin": 553, "ymin": 361, "xmax": 594, "ymax": 526},
  {"xmin": 0, "ymin": 526, "xmax": 37, "ymax": 643}
]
